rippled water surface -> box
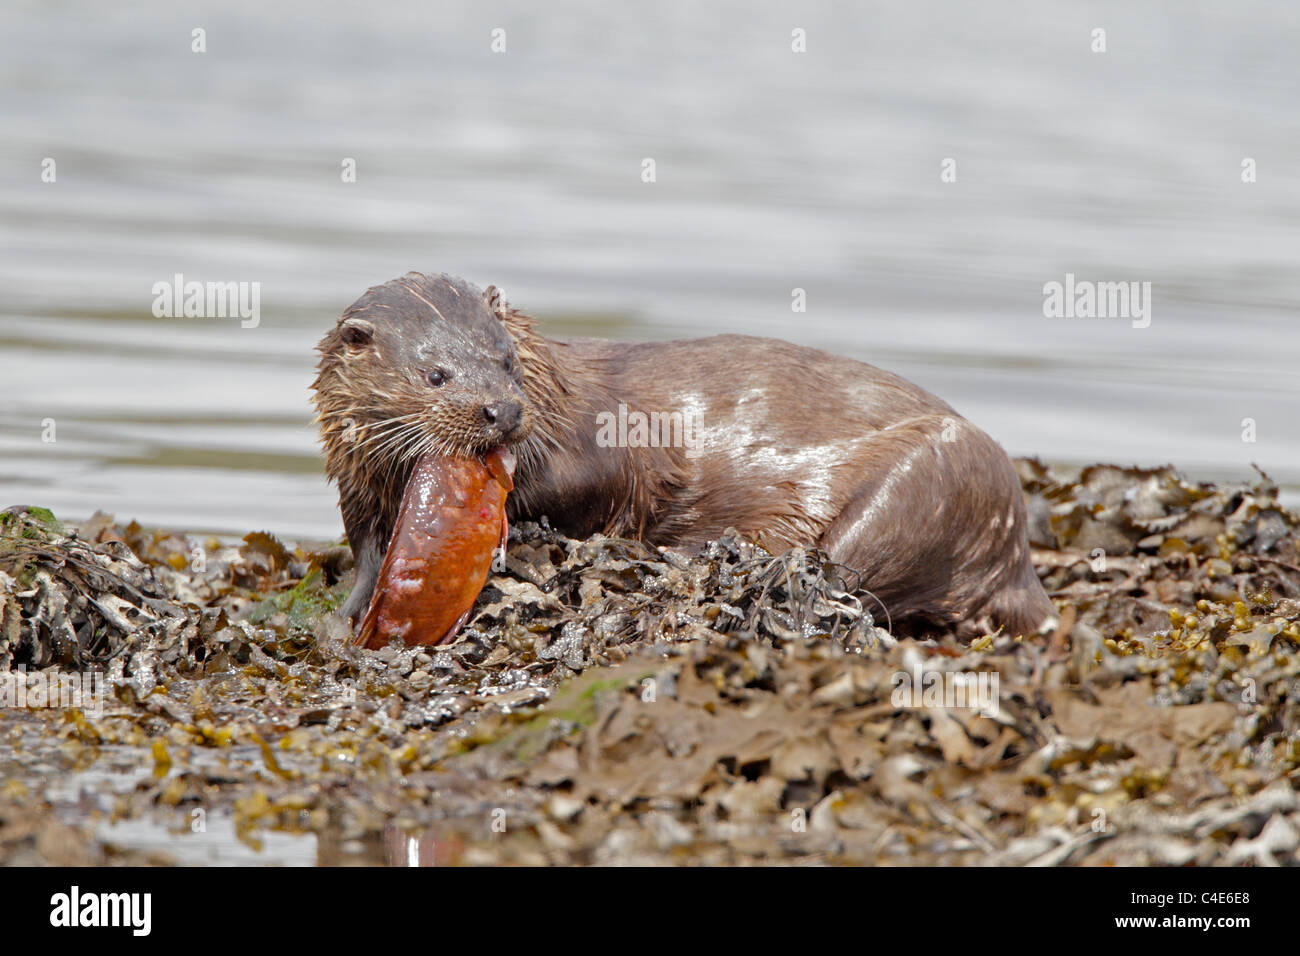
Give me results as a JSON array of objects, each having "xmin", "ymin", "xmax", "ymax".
[{"xmin": 2, "ymin": 0, "xmax": 1297, "ymax": 538}]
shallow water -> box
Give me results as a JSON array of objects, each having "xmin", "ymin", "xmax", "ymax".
[
  {"xmin": 96, "ymin": 816, "xmax": 320, "ymax": 867},
  {"xmin": 1, "ymin": 0, "xmax": 1297, "ymax": 538}
]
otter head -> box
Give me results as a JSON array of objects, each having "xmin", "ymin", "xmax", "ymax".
[{"xmin": 313, "ymin": 272, "xmax": 533, "ymax": 479}]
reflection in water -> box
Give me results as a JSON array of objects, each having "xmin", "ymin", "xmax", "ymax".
[{"xmin": 383, "ymin": 825, "xmax": 465, "ymax": 867}]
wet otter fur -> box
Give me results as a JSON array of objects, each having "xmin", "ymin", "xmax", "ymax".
[{"xmin": 312, "ymin": 272, "xmax": 1057, "ymax": 640}]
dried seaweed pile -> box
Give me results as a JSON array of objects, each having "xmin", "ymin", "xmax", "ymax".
[
  {"xmin": 1019, "ymin": 460, "xmax": 1300, "ymax": 654},
  {"xmin": 2, "ymin": 461, "xmax": 1299, "ymax": 866}
]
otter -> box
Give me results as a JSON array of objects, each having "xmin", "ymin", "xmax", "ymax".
[{"xmin": 312, "ymin": 272, "xmax": 1056, "ymax": 640}]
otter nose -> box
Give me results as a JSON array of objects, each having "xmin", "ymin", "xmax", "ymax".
[{"xmin": 482, "ymin": 400, "xmax": 522, "ymax": 433}]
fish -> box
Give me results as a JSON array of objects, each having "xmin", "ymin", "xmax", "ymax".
[{"xmin": 355, "ymin": 446, "xmax": 515, "ymax": 649}]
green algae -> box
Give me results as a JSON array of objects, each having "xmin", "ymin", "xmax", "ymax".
[{"xmin": 247, "ymin": 568, "xmax": 349, "ymax": 633}]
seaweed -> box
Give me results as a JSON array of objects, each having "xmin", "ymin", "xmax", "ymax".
[{"xmin": 3, "ymin": 462, "xmax": 1300, "ymax": 865}]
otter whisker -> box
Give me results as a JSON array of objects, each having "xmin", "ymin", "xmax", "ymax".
[
  {"xmin": 364, "ymin": 433, "xmax": 427, "ymax": 477},
  {"xmin": 350, "ymin": 431, "xmax": 415, "ymax": 461},
  {"xmin": 361, "ymin": 414, "xmax": 428, "ymax": 452},
  {"xmin": 373, "ymin": 426, "xmax": 428, "ymax": 470},
  {"xmin": 351, "ymin": 412, "xmax": 427, "ymax": 452},
  {"xmin": 360, "ymin": 411, "xmax": 425, "ymax": 433},
  {"xmin": 365, "ymin": 434, "xmax": 417, "ymax": 469},
  {"xmin": 403, "ymin": 429, "xmax": 443, "ymax": 464},
  {"xmin": 367, "ymin": 421, "xmax": 423, "ymax": 456}
]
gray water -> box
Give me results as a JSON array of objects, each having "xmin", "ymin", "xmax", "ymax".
[{"xmin": 1, "ymin": 0, "xmax": 1297, "ymax": 539}]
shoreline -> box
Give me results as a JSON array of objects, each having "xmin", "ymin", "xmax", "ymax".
[{"xmin": 2, "ymin": 460, "xmax": 1298, "ymax": 866}]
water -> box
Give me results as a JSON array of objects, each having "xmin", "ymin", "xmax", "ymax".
[
  {"xmin": 2, "ymin": 0, "xmax": 1297, "ymax": 540},
  {"xmin": 97, "ymin": 816, "xmax": 320, "ymax": 867}
]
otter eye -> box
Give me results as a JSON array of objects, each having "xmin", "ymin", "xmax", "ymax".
[{"xmin": 426, "ymin": 368, "xmax": 448, "ymax": 387}]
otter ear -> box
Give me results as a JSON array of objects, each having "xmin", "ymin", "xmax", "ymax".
[
  {"xmin": 483, "ymin": 283, "xmax": 535, "ymax": 337},
  {"xmin": 339, "ymin": 316, "xmax": 375, "ymax": 346},
  {"xmin": 483, "ymin": 285, "xmax": 509, "ymax": 323}
]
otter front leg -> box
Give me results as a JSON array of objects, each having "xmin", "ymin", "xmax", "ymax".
[{"xmin": 340, "ymin": 532, "xmax": 385, "ymax": 624}]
